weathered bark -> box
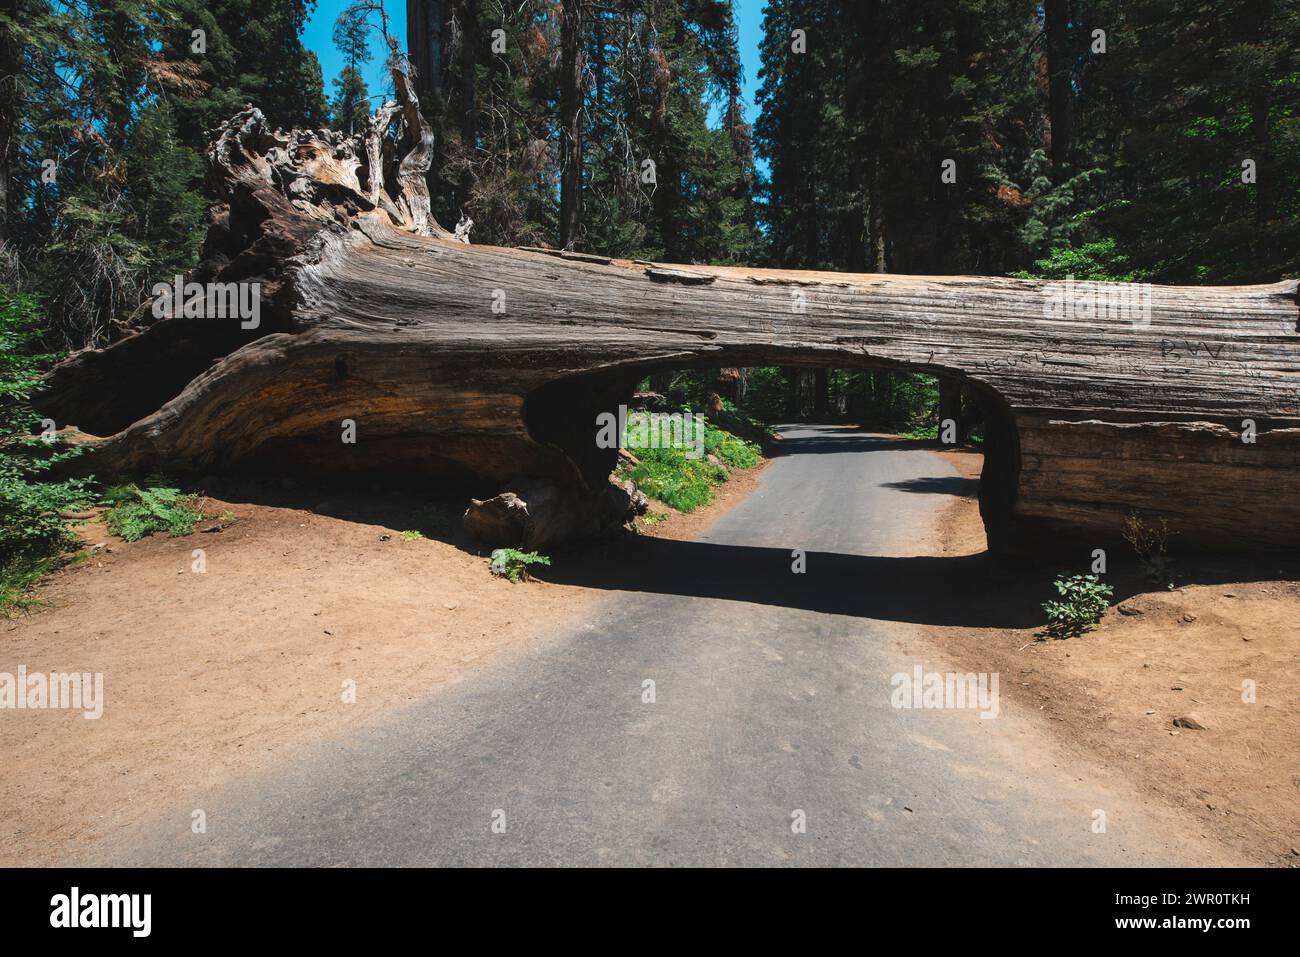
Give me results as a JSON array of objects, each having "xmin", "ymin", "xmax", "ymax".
[{"xmin": 34, "ymin": 95, "xmax": 1300, "ymax": 557}]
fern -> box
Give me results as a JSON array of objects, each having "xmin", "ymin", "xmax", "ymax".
[
  {"xmin": 489, "ymin": 548, "xmax": 551, "ymax": 583},
  {"xmin": 103, "ymin": 483, "xmax": 203, "ymax": 541}
]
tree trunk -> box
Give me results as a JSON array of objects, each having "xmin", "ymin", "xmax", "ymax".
[
  {"xmin": 1044, "ymin": 0, "xmax": 1073, "ymax": 183},
  {"xmin": 558, "ymin": 0, "xmax": 584, "ymax": 249},
  {"xmin": 33, "ymin": 90, "xmax": 1300, "ymax": 558},
  {"xmin": 406, "ymin": 0, "xmax": 448, "ymax": 208},
  {"xmin": 406, "ymin": 0, "xmax": 445, "ymax": 114},
  {"xmin": 867, "ymin": 152, "xmax": 886, "ymax": 274},
  {"xmin": 456, "ymin": 0, "xmax": 479, "ymax": 214},
  {"xmin": 938, "ymin": 377, "xmax": 964, "ymax": 444},
  {"xmin": 870, "ymin": 370, "xmax": 893, "ymax": 423},
  {"xmin": 1248, "ymin": 0, "xmax": 1274, "ymax": 227},
  {"xmin": 0, "ymin": 0, "xmax": 15, "ymax": 245},
  {"xmin": 813, "ymin": 368, "xmax": 830, "ymax": 419}
]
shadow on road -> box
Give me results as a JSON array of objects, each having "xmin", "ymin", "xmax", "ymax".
[
  {"xmin": 882, "ymin": 476, "xmax": 980, "ymax": 497},
  {"xmin": 767, "ymin": 428, "xmax": 947, "ymax": 456},
  {"xmin": 548, "ymin": 536, "xmax": 1078, "ymax": 628}
]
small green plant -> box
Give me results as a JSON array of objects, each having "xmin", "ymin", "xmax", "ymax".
[
  {"xmin": 1122, "ymin": 512, "xmax": 1176, "ymax": 588},
  {"xmin": 704, "ymin": 420, "xmax": 762, "ymax": 469},
  {"xmin": 1041, "ymin": 573, "xmax": 1114, "ymax": 638},
  {"xmin": 399, "ymin": 529, "xmax": 424, "ymax": 541},
  {"xmin": 102, "ymin": 483, "xmax": 203, "ymax": 541},
  {"xmin": 489, "ymin": 548, "xmax": 551, "ymax": 583},
  {"xmin": 0, "ymin": 554, "xmax": 60, "ymax": 617},
  {"xmin": 615, "ymin": 410, "xmax": 762, "ymax": 514},
  {"xmin": 1, "ymin": 291, "xmax": 94, "ymax": 614},
  {"xmin": 896, "ymin": 423, "xmax": 940, "ymax": 441}
]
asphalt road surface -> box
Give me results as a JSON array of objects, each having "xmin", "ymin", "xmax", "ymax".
[{"xmin": 95, "ymin": 425, "xmax": 1232, "ymax": 866}]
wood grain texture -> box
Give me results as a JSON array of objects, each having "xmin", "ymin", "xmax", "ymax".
[{"xmin": 36, "ymin": 102, "xmax": 1300, "ymax": 555}]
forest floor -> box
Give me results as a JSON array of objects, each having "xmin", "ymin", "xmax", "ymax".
[
  {"xmin": 0, "ymin": 466, "xmax": 766, "ymax": 865},
  {"xmin": 929, "ymin": 449, "xmax": 1300, "ymax": 867}
]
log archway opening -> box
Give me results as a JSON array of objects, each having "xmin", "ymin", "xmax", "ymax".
[
  {"xmin": 522, "ymin": 355, "xmax": 1022, "ymax": 554},
  {"xmin": 31, "ymin": 89, "xmax": 1300, "ymax": 560}
]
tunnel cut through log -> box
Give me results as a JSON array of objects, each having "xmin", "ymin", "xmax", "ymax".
[{"xmin": 33, "ymin": 72, "xmax": 1300, "ymax": 557}]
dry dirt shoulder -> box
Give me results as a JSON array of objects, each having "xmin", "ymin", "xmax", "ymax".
[
  {"xmin": 923, "ymin": 448, "xmax": 1300, "ymax": 867},
  {"xmin": 0, "ymin": 464, "xmax": 765, "ymax": 866}
]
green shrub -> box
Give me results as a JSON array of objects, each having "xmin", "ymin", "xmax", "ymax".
[
  {"xmin": 617, "ymin": 409, "xmax": 762, "ymax": 514},
  {"xmin": 896, "ymin": 423, "xmax": 939, "ymax": 441},
  {"xmin": 1042, "ymin": 573, "xmax": 1114, "ymax": 637},
  {"xmin": 704, "ymin": 421, "xmax": 762, "ymax": 469},
  {"xmin": 0, "ymin": 292, "xmax": 94, "ymax": 613},
  {"xmin": 626, "ymin": 446, "xmax": 724, "ymax": 512},
  {"xmin": 102, "ymin": 483, "xmax": 203, "ymax": 541},
  {"xmin": 1012, "ymin": 238, "xmax": 1148, "ymax": 284},
  {"xmin": 400, "ymin": 529, "xmax": 424, "ymax": 541},
  {"xmin": 489, "ymin": 548, "xmax": 551, "ymax": 583}
]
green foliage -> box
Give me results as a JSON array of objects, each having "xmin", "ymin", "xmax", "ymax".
[
  {"xmin": 399, "ymin": 529, "xmax": 424, "ymax": 541},
  {"xmin": 705, "ymin": 422, "xmax": 762, "ymax": 470},
  {"xmin": 489, "ymin": 548, "xmax": 551, "ymax": 583},
  {"xmin": 1013, "ymin": 238, "xmax": 1148, "ymax": 283},
  {"xmin": 1042, "ymin": 574, "xmax": 1114, "ymax": 638},
  {"xmin": 330, "ymin": 3, "xmax": 374, "ymax": 135},
  {"xmin": 616, "ymin": 410, "xmax": 761, "ymax": 514},
  {"xmin": 578, "ymin": 2, "xmax": 761, "ymax": 264},
  {"xmin": 737, "ymin": 367, "xmax": 791, "ymax": 424},
  {"xmin": 102, "ymin": 483, "xmax": 203, "ymax": 542},
  {"xmin": 624, "ymin": 447, "xmax": 724, "ymax": 513},
  {"xmin": 757, "ymin": 0, "xmax": 1040, "ymax": 275},
  {"xmin": 5, "ymin": 0, "xmax": 330, "ymax": 351},
  {"xmin": 896, "ymin": 423, "xmax": 939, "ymax": 441},
  {"xmin": 0, "ymin": 292, "xmax": 93, "ymax": 607},
  {"xmin": 0, "ymin": 554, "xmax": 64, "ymax": 619},
  {"xmin": 330, "ymin": 65, "xmax": 370, "ymax": 136}
]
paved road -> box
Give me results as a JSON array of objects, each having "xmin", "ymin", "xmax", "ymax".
[{"xmin": 98, "ymin": 425, "xmax": 1232, "ymax": 866}]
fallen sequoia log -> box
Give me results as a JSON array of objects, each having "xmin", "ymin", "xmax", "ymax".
[{"xmin": 35, "ymin": 80, "xmax": 1300, "ymax": 558}]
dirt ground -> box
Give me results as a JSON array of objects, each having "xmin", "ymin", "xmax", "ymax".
[
  {"xmin": 4, "ymin": 444, "xmax": 1295, "ymax": 867},
  {"xmin": 0, "ymin": 467, "xmax": 765, "ymax": 866},
  {"xmin": 926, "ymin": 448, "xmax": 1300, "ymax": 867}
]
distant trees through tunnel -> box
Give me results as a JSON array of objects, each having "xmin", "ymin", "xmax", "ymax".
[{"xmin": 635, "ymin": 367, "xmax": 984, "ymax": 447}]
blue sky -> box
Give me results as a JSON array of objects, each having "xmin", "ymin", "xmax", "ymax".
[{"xmin": 302, "ymin": 1, "xmax": 767, "ymax": 140}]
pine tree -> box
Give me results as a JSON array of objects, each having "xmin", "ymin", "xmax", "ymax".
[{"xmin": 332, "ymin": 3, "xmax": 374, "ymax": 134}]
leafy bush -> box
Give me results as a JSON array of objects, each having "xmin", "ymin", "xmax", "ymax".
[
  {"xmin": 102, "ymin": 483, "xmax": 203, "ymax": 541},
  {"xmin": 736, "ymin": 367, "xmax": 790, "ymax": 423},
  {"xmin": 1, "ymin": 292, "xmax": 94, "ymax": 612},
  {"xmin": 704, "ymin": 421, "xmax": 762, "ymax": 469},
  {"xmin": 1042, "ymin": 573, "xmax": 1114, "ymax": 638},
  {"xmin": 399, "ymin": 529, "xmax": 425, "ymax": 541},
  {"xmin": 617, "ymin": 409, "xmax": 761, "ymax": 513},
  {"xmin": 1122, "ymin": 512, "xmax": 1176, "ymax": 588},
  {"xmin": 489, "ymin": 548, "xmax": 551, "ymax": 583},
  {"xmin": 1012, "ymin": 237, "xmax": 1149, "ymax": 283},
  {"xmin": 624, "ymin": 446, "xmax": 725, "ymax": 512}
]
